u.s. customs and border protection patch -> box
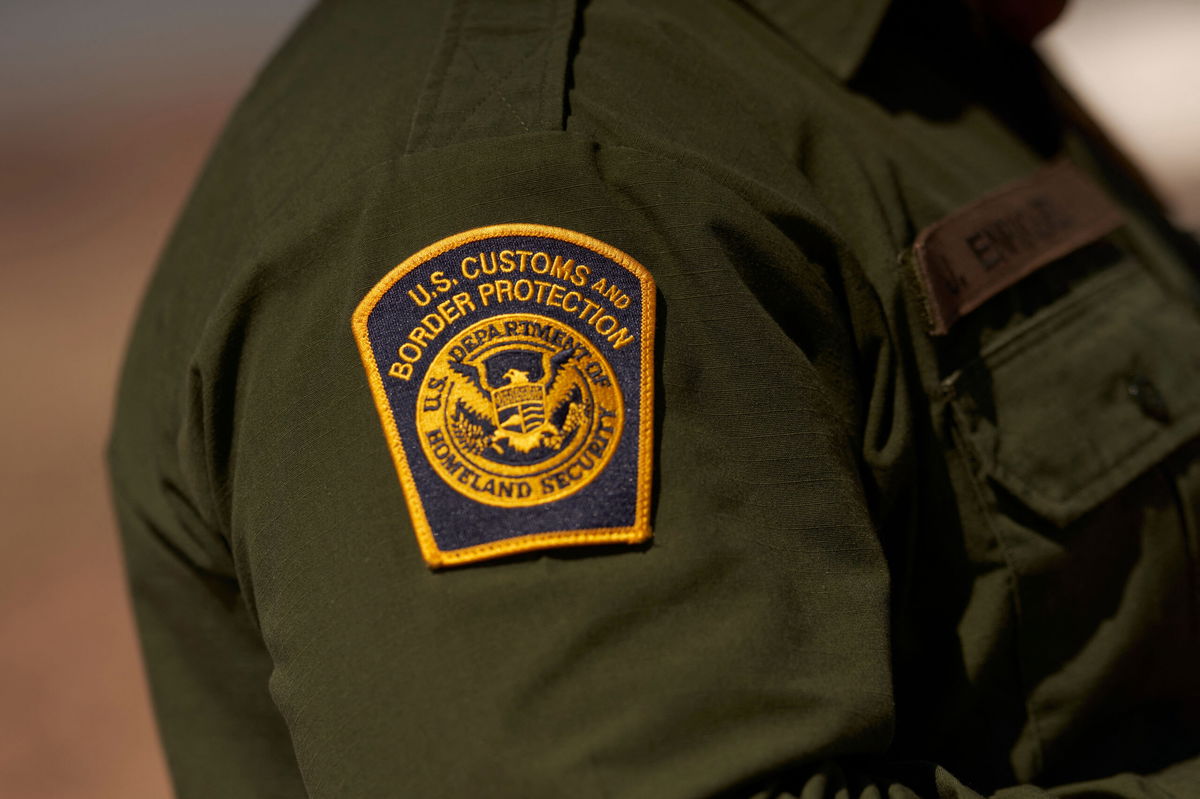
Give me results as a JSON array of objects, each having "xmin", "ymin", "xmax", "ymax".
[{"xmin": 352, "ymin": 224, "xmax": 655, "ymax": 568}]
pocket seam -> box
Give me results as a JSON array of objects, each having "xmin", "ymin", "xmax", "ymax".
[{"xmin": 946, "ymin": 261, "xmax": 1200, "ymax": 525}]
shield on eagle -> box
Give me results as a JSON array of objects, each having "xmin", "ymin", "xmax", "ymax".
[
  {"xmin": 481, "ymin": 348, "xmax": 552, "ymax": 436},
  {"xmin": 492, "ymin": 377, "xmax": 546, "ymax": 434}
]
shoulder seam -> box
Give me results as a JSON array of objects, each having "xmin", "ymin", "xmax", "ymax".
[{"xmin": 406, "ymin": 0, "xmax": 578, "ymax": 154}]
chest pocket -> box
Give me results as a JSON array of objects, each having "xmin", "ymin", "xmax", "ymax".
[
  {"xmin": 946, "ymin": 258, "xmax": 1200, "ymax": 526},
  {"xmin": 940, "ymin": 254, "xmax": 1200, "ymax": 782}
]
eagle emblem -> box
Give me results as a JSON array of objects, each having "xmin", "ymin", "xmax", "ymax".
[
  {"xmin": 446, "ymin": 345, "xmax": 589, "ymax": 465},
  {"xmin": 414, "ymin": 311, "xmax": 623, "ymax": 508}
]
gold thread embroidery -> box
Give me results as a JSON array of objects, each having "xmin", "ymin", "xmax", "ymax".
[
  {"xmin": 418, "ymin": 312, "xmax": 624, "ymax": 508},
  {"xmin": 351, "ymin": 223, "xmax": 655, "ymax": 568}
]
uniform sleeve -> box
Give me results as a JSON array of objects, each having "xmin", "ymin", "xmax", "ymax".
[
  {"xmin": 109, "ymin": 485, "xmax": 309, "ymax": 798},
  {"xmin": 110, "ymin": 128, "xmax": 1199, "ymax": 798}
]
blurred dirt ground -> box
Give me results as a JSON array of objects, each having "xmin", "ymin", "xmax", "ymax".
[
  {"xmin": 0, "ymin": 89, "xmax": 244, "ymax": 799},
  {"xmin": 0, "ymin": 1, "xmax": 1196, "ymax": 798},
  {"xmin": 0, "ymin": 3, "xmax": 309, "ymax": 796}
]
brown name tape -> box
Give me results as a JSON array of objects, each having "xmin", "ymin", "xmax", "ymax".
[{"xmin": 913, "ymin": 161, "xmax": 1125, "ymax": 335}]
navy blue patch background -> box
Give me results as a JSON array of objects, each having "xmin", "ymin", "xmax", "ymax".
[{"xmin": 365, "ymin": 234, "xmax": 645, "ymax": 552}]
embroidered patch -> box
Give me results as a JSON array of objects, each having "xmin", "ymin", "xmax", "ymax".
[
  {"xmin": 352, "ymin": 224, "xmax": 655, "ymax": 568},
  {"xmin": 913, "ymin": 160, "xmax": 1124, "ymax": 335}
]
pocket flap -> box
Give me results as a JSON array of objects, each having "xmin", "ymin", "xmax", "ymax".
[{"xmin": 946, "ymin": 263, "xmax": 1200, "ymax": 526}]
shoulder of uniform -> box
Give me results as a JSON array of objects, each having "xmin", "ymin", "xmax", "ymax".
[
  {"xmin": 191, "ymin": 0, "xmax": 580, "ymax": 223},
  {"xmin": 405, "ymin": 0, "xmax": 579, "ymax": 154}
]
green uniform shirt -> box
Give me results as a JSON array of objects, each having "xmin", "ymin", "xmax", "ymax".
[{"xmin": 108, "ymin": 0, "xmax": 1200, "ymax": 796}]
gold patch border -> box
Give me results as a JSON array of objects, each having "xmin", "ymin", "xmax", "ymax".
[{"xmin": 351, "ymin": 223, "xmax": 655, "ymax": 569}]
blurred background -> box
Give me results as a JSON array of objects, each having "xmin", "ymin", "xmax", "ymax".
[{"xmin": 0, "ymin": 1, "xmax": 1196, "ymax": 797}]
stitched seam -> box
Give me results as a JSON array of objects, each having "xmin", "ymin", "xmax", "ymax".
[
  {"xmin": 950, "ymin": 408, "xmax": 1050, "ymax": 776},
  {"xmin": 447, "ymin": 29, "xmax": 551, "ymax": 142},
  {"xmin": 405, "ymin": 0, "xmax": 466, "ymax": 153},
  {"xmin": 535, "ymin": 0, "xmax": 555, "ymax": 129},
  {"xmin": 457, "ymin": 38, "xmax": 536, "ymax": 135},
  {"xmin": 947, "ymin": 370, "xmax": 1200, "ymax": 518},
  {"xmin": 990, "ymin": 407, "xmax": 1200, "ymax": 510},
  {"xmin": 189, "ymin": 131, "xmax": 267, "ymax": 548},
  {"xmin": 972, "ymin": 261, "xmax": 1139, "ymax": 369},
  {"xmin": 951, "ymin": 266, "xmax": 1200, "ymax": 512}
]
